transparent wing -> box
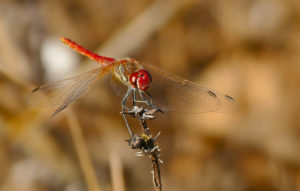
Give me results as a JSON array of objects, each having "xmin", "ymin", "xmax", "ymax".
[
  {"xmin": 141, "ymin": 64, "xmax": 237, "ymax": 113},
  {"xmin": 27, "ymin": 66, "xmax": 107, "ymax": 116},
  {"xmin": 110, "ymin": 74, "xmax": 129, "ymax": 97}
]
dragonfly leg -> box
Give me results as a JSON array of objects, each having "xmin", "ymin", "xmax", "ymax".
[
  {"xmin": 132, "ymin": 88, "xmax": 137, "ymax": 106},
  {"xmin": 132, "ymin": 89, "xmax": 149, "ymax": 105},
  {"xmin": 122, "ymin": 87, "xmax": 133, "ymax": 110},
  {"xmin": 138, "ymin": 90, "xmax": 163, "ymax": 113},
  {"xmin": 121, "ymin": 87, "xmax": 134, "ymax": 135}
]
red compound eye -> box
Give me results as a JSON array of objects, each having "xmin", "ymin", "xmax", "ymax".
[
  {"xmin": 136, "ymin": 69, "xmax": 152, "ymax": 91},
  {"xmin": 129, "ymin": 72, "xmax": 138, "ymax": 88}
]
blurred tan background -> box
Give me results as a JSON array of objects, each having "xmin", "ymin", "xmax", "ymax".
[{"xmin": 1, "ymin": 0, "xmax": 300, "ymax": 190}]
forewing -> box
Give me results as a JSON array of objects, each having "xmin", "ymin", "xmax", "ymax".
[
  {"xmin": 27, "ymin": 67, "xmax": 107, "ymax": 115},
  {"xmin": 143, "ymin": 64, "xmax": 237, "ymax": 113},
  {"xmin": 110, "ymin": 74, "xmax": 129, "ymax": 97}
]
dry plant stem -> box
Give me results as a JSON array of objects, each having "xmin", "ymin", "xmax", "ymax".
[
  {"xmin": 138, "ymin": 117, "xmax": 162, "ymax": 191},
  {"xmin": 139, "ymin": 117, "xmax": 150, "ymax": 135},
  {"xmin": 151, "ymin": 154, "xmax": 162, "ymax": 191},
  {"xmin": 67, "ymin": 111, "xmax": 102, "ymax": 191},
  {"xmin": 123, "ymin": 106, "xmax": 162, "ymax": 190}
]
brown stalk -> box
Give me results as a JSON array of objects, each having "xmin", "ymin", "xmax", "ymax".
[
  {"xmin": 139, "ymin": 118, "xmax": 162, "ymax": 191},
  {"xmin": 67, "ymin": 110, "xmax": 102, "ymax": 191},
  {"xmin": 124, "ymin": 108, "xmax": 162, "ymax": 191}
]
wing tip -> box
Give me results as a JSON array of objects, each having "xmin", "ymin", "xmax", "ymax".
[
  {"xmin": 224, "ymin": 95, "xmax": 235, "ymax": 103},
  {"xmin": 219, "ymin": 95, "xmax": 238, "ymax": 113},
  {"xmin": 31, "ymin": 86, "xmax": 40, "ymax": 93},
  {"xmin": 51, "ymin": 104, "xmax": 68, "ymax": 118}
]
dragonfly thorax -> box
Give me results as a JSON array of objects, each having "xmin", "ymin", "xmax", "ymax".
[
  {"xmin": 112, "ymin": 59, "xmax": 151, "ymax": 91},
  {"xmin": 112, "ymin": 58, "xmax": 140, "ymax": 85}
]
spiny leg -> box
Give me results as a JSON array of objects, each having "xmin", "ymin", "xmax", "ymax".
[
  {"xmin": 132, "ymin": 89, "xmax": 150, "ymax": 106},
  {"xmin": 132, "ymin": 88, "xmax": 137, "ymax": 106},
  {"xmin": 121, "ymin": 87, "xmax": 134, "ymax": 135},
  {"xmin": 122, "ymin": 87, "xmax": 133, "ymax": 110},
  {"xmin": 122, "ymin": 88, "xmax": 163, "ymax": 135},
  {"xmin": 137, "ymin": 89, "xmax": 163, "ymax": 113}
]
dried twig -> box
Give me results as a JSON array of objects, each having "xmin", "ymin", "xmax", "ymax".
[
  {"xmin": 151, "ymin": 153, "xmax": 162, "ymax": 191},
  {"xmin": 139, "ymin": 117, "xmax": 162, "ymax": 191},
  {"xmin": 124, "ymin": 107, "xmax": 162, "ymax": 191}
]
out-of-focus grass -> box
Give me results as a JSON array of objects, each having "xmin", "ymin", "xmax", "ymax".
[
  {"xmin": 1, "ymin": 0, "xmax": 300, "ymax": 190},
  {"xmin": 67, "ymin": 110, "xmax": 102, "ymax": 191}
]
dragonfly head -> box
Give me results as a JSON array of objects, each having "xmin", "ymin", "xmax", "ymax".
[{"xmin": 130, "ymin": 69, "xmax": 152, "ymax": 91}]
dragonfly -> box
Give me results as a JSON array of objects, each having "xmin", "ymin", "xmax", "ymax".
[{"xmin": 28, "ymin": 37, "xmax": 237, "ymax": 134}]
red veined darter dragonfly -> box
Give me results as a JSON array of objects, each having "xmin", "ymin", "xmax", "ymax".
[{"xmin": 28, "ymin": 38, "xmax": 237, "ymax": 134}]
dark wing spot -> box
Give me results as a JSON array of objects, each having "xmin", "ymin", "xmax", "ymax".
[
  {"xmin": 208, "ymin": 90, "xmax": 217, "ymax": 98},
  {"xmin": 32, "ymin": 87, "xmax": 40, "ymax": 93},
  {"xmin": 224, "ymin": 95, "xmax": 235, "ymax": 102}
]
